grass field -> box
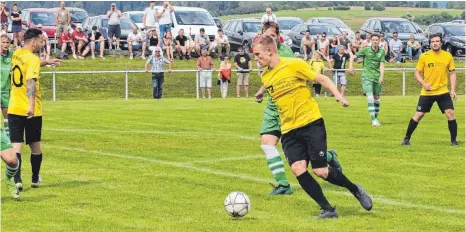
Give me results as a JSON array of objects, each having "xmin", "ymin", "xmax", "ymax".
[
  {"xmin": 219, "ymin": 7, "xmax": 465, "ymax": 30},
  {"xmin": 1, "ymin": 96, "xmax": 464, "ymax": 232}
]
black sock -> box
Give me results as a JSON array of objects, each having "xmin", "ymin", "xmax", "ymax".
[
  {"xmin": 448, "ymin": 120, "xmax": 457, "ymax": 142},
  {"xmin": 30, "ymin": 153, "xmax": 43, "ymax": 178},
  {"xmin": 404, "ymin": 118, "xmax": 419, "ymax": 140},
  {"xmin": 15, "ymin": 153, "xmax": 22, "ymax": 179},
  {"xmin": 325, "ymin": 167, "xmax": 358, "ymax": 193},
  {"xmin": 296, "ymin": 171, "xmax": 333, "ymax": 210}
]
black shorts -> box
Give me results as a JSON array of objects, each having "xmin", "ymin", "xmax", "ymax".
[
  {"xmin": 417, "ymin": 93, "xmax": 454, "ymax": 114},
  {"xmin": 108, "ymin": 24, "xmax": 121, "ymax": 38},
  {"xmin": 8, "ymin": 114, "xmax": 42, "ymax": 144},
  {"xmin": 281, "ymin": 118, "xmax": 327, "ymax": 169}
]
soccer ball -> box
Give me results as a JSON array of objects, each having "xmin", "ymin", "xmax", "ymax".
[{"xmin": 224, "ymin": 191, "xmax": 250, "ymax": 218}]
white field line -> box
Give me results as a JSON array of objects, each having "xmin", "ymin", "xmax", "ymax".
[
  {"xmin": 47, "ymin": 145, "xmax": 464, "ymax": 215},
  {"xmin": 187, "ymin": 155, "xmax": 264, "ymax": 164}
]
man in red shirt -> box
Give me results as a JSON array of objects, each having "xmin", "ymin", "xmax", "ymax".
[
  {"xmin": 59, "ymin": 28, "xmax": 77, "ymax": 59},
  {"xmin": 71, "ymin": 25, "xmax": 89, "ymax": 59}
]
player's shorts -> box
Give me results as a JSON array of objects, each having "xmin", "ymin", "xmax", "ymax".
[
  {"xmin": 281, "ymin": 118, "xmax": 327, "ymax": 169},
  {"xmin": 236, "ymin": 72, "xmax": 249, "ymax": 86},
  {"xmin": 417, "ymin": 93, "xmax": 454, "ymax": 114},
  {"xmin": 1, "ymin": 128, "xmax": 13, "ymax": 151},
  {"xmin": 361, "ymin": 77, "xmax": 382, "ymax": 96},
  {"xmin": 333, "ymin": 72, "xmax": 348, "ymax": 86},
  {"xmin": 199, "ymin": 71, "xmax": 212, "ymax": 88},
  {"xmin": 260, "ymin": 100, "xmax": 281, "ymax": 138},
  {"xmin": 8, "ymin": 114, "xmax": 42, "ymax": 145},
  {"xmin": 1, "ymin": 91, "xmax": 9, "ymax": 108}
]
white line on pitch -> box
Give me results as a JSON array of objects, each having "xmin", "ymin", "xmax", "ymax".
[
  {"xmin": 187, "ymin": 155, "xmax": 264, "ymax": 164},
  {"xmin": 47, "ymin": 145, "xmax": 464, "ymax": 215}
]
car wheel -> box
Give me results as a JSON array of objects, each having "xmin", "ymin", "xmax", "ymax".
[
  {"xmin": 445, "ymin": 44, "xmax": 455, "ymax": 56},
  {"xmin": 243, "ymin": 41, "xmax": 251, "ymax": 53}
]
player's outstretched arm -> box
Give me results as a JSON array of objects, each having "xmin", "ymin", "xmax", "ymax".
[{"xmin": 314, "ymin": 74, "xmax": 349, "ymax": 107}]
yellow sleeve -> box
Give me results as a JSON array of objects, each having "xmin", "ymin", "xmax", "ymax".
[
  {"xmin": 26, "ymin": 57, "xmax": 40, "ymax": 80},
  {"xmin": 294, "ymin": 59, "xmax": 317, "ymax": 81},
  {"xmin": 448, "ymin": 54, "xmax": 455, "ymax": 71},
  {"xmin": 415, "ymin": 54, "xmax": 425, "ymax": 72}
]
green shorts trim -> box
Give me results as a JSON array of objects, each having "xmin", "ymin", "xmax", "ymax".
[
  {"xmin": 260, "ymin": 100, "xmax": 281, "ymax": 136},
  {"xmin": 361, "ymin": 78, "xmax": 382, "ymax": 96},
  {"xmin": 1, "ymin": 129, "xmax": 13, "ymax": 151},
  {"xmin": 1, "ymin": 92, "xmax": 9, "ymax": 108}
]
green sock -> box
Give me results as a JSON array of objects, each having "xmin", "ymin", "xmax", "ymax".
[
  {"xmin": 367, "ymin": 95, "xmax": 376, "ymax": 121},
  {"xmin": 5, "ymin": 158, "xmax": 19, "ymax": 179},
  {"xmin": 374, "ymin": 100, "xmax": 380, "ymax": 118},
  {"xmin": 4, "ymin": 119, "xmax": 9, "ymax": 137},
  {"xmin": 262, "ymin": 145, "xmax": 289, "ymax": 186},
  {"xmin": 326, "ymin": 151, "xmax": 333, "ymax": 162}
]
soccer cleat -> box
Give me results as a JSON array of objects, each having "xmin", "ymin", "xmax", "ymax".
[
  {"xmin": 5, "ymin": 177, "xmax": 19, "ymax": 198},
  {"xmin": 269, "ymin": 183, "xmax": 293, "ymax": 195},
  {"xmin": 451, "ymin": 141, "xmax": 458, "ymax": 146},
  {"xmin": 372, "ymin": 120, "xmax": 381, "ymax": 127},
  {"xmin": 401, "ymin": 139, "xmax": 411, "ymax": 146},
  {"xmin": 327, "ymin": 150, "xmax": 342, "ymax": 172},
  {"xmin": 31, "ymin": 175, "xmax": 41, "ymax": 188},
  {"xmin": 353, "ymin": 184, "xmax": 373, "ymax": 211},
  {"xmin": 317, "ymin": 207, "xmax": 338, "ymax": 219}
]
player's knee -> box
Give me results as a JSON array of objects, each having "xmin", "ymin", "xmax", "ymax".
[
  {"xmin": 290, "ymin": 161, "xmax": 307, "ymax": 176},
  {"xmin": 29, "ymin": 142, "xmax": 41, "ymax": 154},
  {"xmin": 445, "ymin": 109, "xmax": 455, "ymax": 120},
  {"xmin": 2, "ymin": 150, "xmax": 17, "ymax": 166},
  {"xmin": 312, "ymin": 168, "xmax": 329, "ymax": 179},
  {"xmin": 261, "ymin": 134, "xmax": 279, "ymax": 145},
  {"xmin": 414, "ymin": 112, "xmax": 425, "ymax": 121}
]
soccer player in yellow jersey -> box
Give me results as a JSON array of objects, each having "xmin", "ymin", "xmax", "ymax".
[
  {"xmin": 253, "ymin": 35, "xmax": 372, "ymax": 219},
  {"xmin": 402, "ymin": 34, "xmax": 457, "ymax": 146}
]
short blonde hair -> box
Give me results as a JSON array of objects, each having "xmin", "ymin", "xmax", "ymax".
[
  {"xmin": 252, "ymin": 35, "xmax": 277, "ymax": 53},
  {"xmin": 0, "ymin": 33, "xmax": 10, "ymax": 42}
]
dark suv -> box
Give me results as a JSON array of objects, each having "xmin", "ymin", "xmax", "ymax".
[
  {"xmin": 360, "ymin": 18, "xmax": 429, "ymax": 53},
  {"xmin": 426, "ymin": 23, "xmax": 465, "ymax": 56},
  {"xmin": 222, "ymin": 18, "xmax": 262, "ymax": 52}
]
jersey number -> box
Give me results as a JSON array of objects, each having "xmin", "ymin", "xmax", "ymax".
[{"xmin": 11, "ymin": 65, "xmax": 23, "ymax": 87}]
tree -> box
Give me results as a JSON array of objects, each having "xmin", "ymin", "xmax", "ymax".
[{"xmin": 432, "ymin": 2, "xmax": 438, "ymax": 8}]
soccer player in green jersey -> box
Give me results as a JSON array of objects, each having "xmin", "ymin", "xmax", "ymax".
[
  {"xmin": 1, "ymin": 33, "xmax": 12, "ymax": 136},
  {"xmin": 254, "ymin": 22, "xmax": 342, "ymax": 195},
  {"xmin": 354, "ymin": 34, "xmax": 385, "ymax": 126}
]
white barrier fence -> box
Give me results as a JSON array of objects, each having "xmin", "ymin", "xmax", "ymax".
[{"xmin": 42, "ymin": 68, "xmax": 465, "ymax": 101}]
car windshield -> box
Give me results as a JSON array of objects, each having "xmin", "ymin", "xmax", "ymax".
[
  {"xmin": 129, "ymin": 13, "xmax": 144, "ymax": 24},
  {"xmin": 174, "ymin": 11, "xmax": 215, "ymax": 26},
  {"xmin": 308, "ymin": 25, "xmax": 341, "ymax": 36},
  {"xmin": 243, "ymin": 22, "xmax": 262, "ymax": 33},
  {"xmin": 318, "ymin": 18, "xmax": 348, "ymax": 29},
  {"xmin": 445, "ymin": 26, "xmax": 466, "ymax": 36},
  {"xmin": 103, "ymin": 18, "xmax": 135, "ymax": 29},
  {"xmin": 381, "ymin": 21, "xmax": 416, "ymax": 33},
  {"xmin": 31, "ymin": 12, "xmax": 57, "ymax": 26},
  {"xmin": 278, "ymin": 19, "xmax": 302, "ymax": 30},
  {"xmin": 70, "ymin": 11, "xmax": 88, "ymax": 23}
]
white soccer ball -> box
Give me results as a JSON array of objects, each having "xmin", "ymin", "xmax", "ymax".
[{"xmin": 224, "ymin": 191, "xmax": 251, "ymax": 218}]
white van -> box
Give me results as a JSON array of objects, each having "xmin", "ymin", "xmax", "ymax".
[{"xmin": 156, "ymin": 6, "xmax": 218, "ymax": 41}]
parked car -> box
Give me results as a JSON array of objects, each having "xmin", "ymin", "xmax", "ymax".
[
  {"xmin": 359, "ymin": 17, "xmax": 429, "ymax": 53},
  {"xmin": 306, "ymin": 17, "xmax": 354, "ymax": 39},
  {"xmin": 284, "ymin": 23, "xmax": 342, "ymax": 53},
  {"xmin": 21, "ymin": 8, "xmax": 57, "ymax": 40},
  {"xmin": 222, "ymin": 18, "xmax": 261, "ymax": 52},
  {"xmin": 451, "ymin": 20, "xmax": 465, "ymax": 24},
  {"xmin": 122, "ymin": 11, "xmax": 145, "ymax": 31},
  {"xmin": 426, "ymin": 23, "xmax": 465, "ymax": 56},
  {"xmin": 81, "ymin": 15, "xmax": 141, "ymax": 50},
  {"xmin": 213, "ymin": 17, "xmax": 222, "ymax": 29},
  {"xmin": 277, "ymin": 17, "xmax": 303, "ymax": 35}
]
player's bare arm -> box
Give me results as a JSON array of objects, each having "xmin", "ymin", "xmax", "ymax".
[
  {"xmin": 450, "ymin": 70, "xmax": 457, "ymax": 100},
  {"xmin": 415, "ymin": 69, "xmax": 431, "ymax": 91},
  {"xmin": 26, "ymin": 78, "xmax": 36, "ymax": 116}
]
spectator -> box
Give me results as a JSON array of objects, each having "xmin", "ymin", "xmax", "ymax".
[
  {"xmin": 406, "ymin": 34, "xmax": 421, "ymax": 60},
  {"xmin": 72, "ymin": 25, "xmax": 89, "ymax": 59},
  {"xmin": 361, "ymin": 33, "xmax": 371, "ymax": 48},
  {"xmin": 56, "ymin": 1, "xmax": 70, "ymax": 38},
  {"xmin": 194, "ymin": 28, "xmax": 211, "ymax": 56},
  {"xmin": 234, "ymin": 47, "xmax": 251, "ymax": 98},
  {"xmin": 339, "ymin": 31, "xmax": 352, "ymax": 51},
  {"xmin": 329, "ymin": 45, "xmax": 354, "ymax": 97},
  {"xmin": 10, "ymin": 4, "xmax": 21, "ymax": 48},
  {"xmin": 317, "ymin": 32, "xmax": 329, "ymax": 60},
  {"xmin": 213, "ymin": 29, "xmax": 230, "ymax": 60},
  {"xmin": 261, "ymin": 7, "xmax": 277, "ymax": 26},
  {"xmin": 309, "ymin": 51, "xmax": 326, "ymax": 97},
  {"xmin": 127, "ymin": 26, "xmax": 147, "ymax": 60},
  {"xmin": 351, "ymin": 31, "xmax": 363, "ymax": 54},
  {"xmin": 147, "ymin": 28, "xmax": 160, "ymax": 54},
  {"xmin": 162, "ymin": 30, "xmax": 174, "ymax": 61},
  {"xmin": 301, "ymin": 30, "xmax": 315, "ymax": 60},
  {"xmin": 145, "ymin": 46, "xmax": 172, "ymax": 99},
  {"xmin": 143, "ymin": 1, "xmax": 158, "ymax": 33},
  {"xmin": 329, "ymin": 34, "xmax": 340, "ymax": 56},
  {"xmin": 196, "ymin": 48, "xmax": 214, "ymax": 99},
  {"xmin": 88, "ymin": 26, "xmax": 105, "ymax": 60},
  {"xmin": 218, "ymin": 56, "xmax": 231, "ymax": 99},
  {"xmin": 0, "ymin": 1, "xmax": 9, "ymax": 33},
  {"xmin": 389, "ymin": 31, "xmax": 403, "ymax": 63},
  {"xmin": 37, "ymin": 24, "xmax": 51, "ymax": 61},
  {"xmin": 157, "ymin": 1, "xmax": 174, "ymax": 38},
  {"xmin": 175, "ymin": 29, "xmax": 191, "ymax": 60},
  {"xmin": 106, "ymin": 3, "xmax": 122, "ymax": 50},
  {"xmin": 59, "ymin": 28, "xmax": 77, "ymax": 59}
]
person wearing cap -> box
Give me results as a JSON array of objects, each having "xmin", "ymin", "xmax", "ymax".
[
  {"xmin": 143, "ymin": 1, "xmax": 158, "ymax": 34},
  {"xmin": 194, "ymin": 28, "xmax": 211, "ymax": 56},
  {"xmin": 56, "ymin": 1, "xmax": 70, "ymax": 38},
  {"xmin": 156, "ymin": 1, "xmax": 174, "ymax": 39},
  {"xmin": 59, "ymin": 27, "xmax": 76, "ymax": 59},
  {"xmin": 106, "ymin": 3, "xmax": 122, "ymax": 50},
  {"xmin": 71, "ymin": 25, "xmax": 89, "ymax": 59},
  {"xmin": 37, "ymin": 24, "xmax": 51, "ymax": 61},
  {"xmin": 87, "ymin": 26, "xmax": 105, "ymax": 59}
]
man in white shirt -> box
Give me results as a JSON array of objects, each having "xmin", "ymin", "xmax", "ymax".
[
  {"xmin": 194, "ymin": 28, "xmax": 211, "ymax": 56},
  {"xmin": 127, "ymin": 26, "xmax": 147, "ymax": 60},
  {"xmin": 143, "ymin": 1, "xmax": 158, "ymax": 34},
  {"xmin": 260, "ymin": 8, "xmax": 277, "ymax": 26},
  {"xmin": 106, "ymin": 3, "xmax": 122, "ymax": 50},
  {"xmin": 211, "ymin": 29, "xmax": 230, "ymax": 60},
  {"xmin": 389, "ymin": 31, "xmax": 403, "ymax": 63},
  {"xmin": 157, "ymin": 1, "xmax": 174, "ymax": 39}
]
